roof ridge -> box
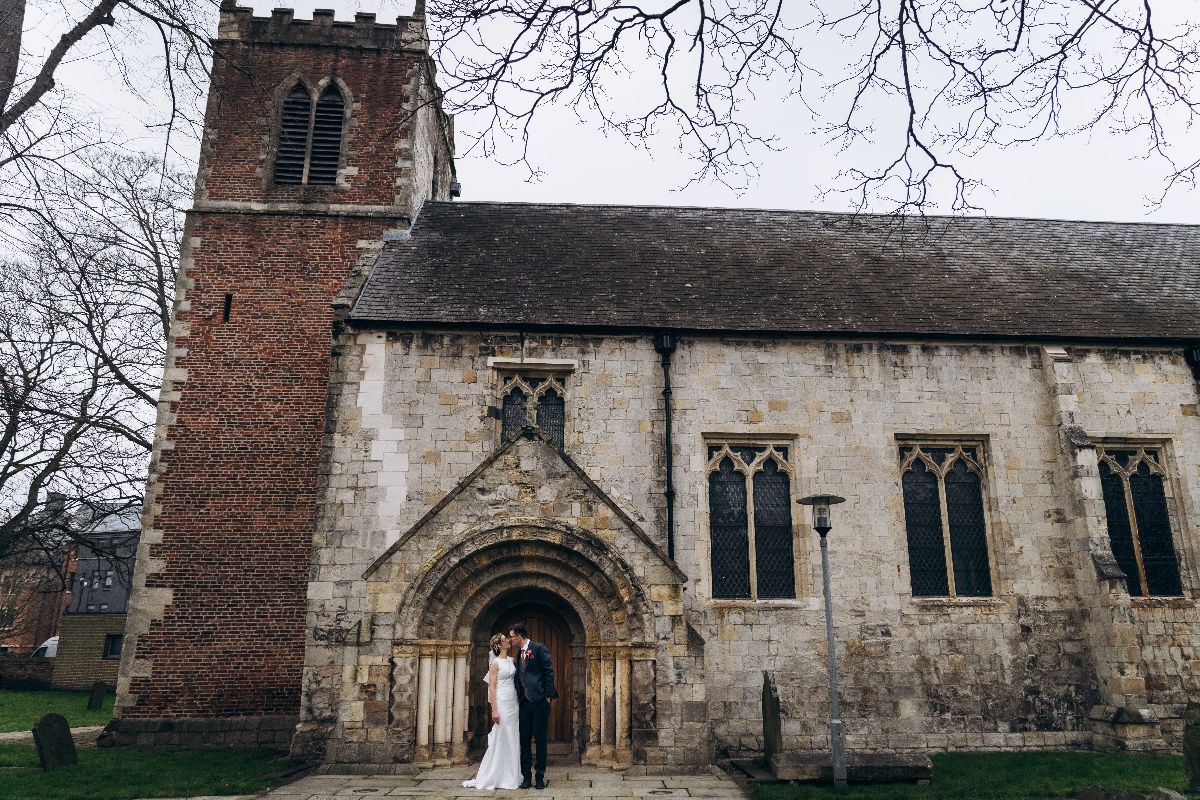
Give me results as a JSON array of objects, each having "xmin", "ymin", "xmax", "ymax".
[{"xmin": 423, "ymin": 200, "xmax": 1200, "ymax": 229}]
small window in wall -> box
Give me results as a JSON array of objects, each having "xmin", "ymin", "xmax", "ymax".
[
  {"xmin": 102, "ymin": 634, "xmax": 123, "ymax": 660},
  {"xmin": 1097, "ymin": 445, "xmax": 1184, "ymax": 597},
  {"xmin": 899, "ymin": 443, "xmax": 993, "ymax": 598},
  {"xmin": 706, "ymin": 444, "xmax": 796, "ymax": 600},
  {"xmin": 273, "ymin": 82, "xmax": 345, "ymax": 186},
  {"xmin": 0, "ymin": 606, "xmax": 14, "ymax": 629},
  {"xmin": 497, "ymin": 374, "xmax": 568, "ymax": 448}
]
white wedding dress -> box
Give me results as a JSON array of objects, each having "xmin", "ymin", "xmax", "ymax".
[{"xmin": 463, "ymin": 656, "xmax": 521, "ymax": 790}]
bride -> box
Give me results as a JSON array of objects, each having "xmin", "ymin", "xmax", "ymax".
[{"xmin": 463, "ymin": 633, "xmax": 521, "ymax": 790}]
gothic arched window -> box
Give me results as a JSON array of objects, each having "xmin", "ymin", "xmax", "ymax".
[
  {"xmin": 497, "ymin": 375, "xmax": 568, "ymax": 448},
  {"xmin": 1097, "ymin": 446, "xmax": 1183, "ymax": 597},
  {"xmin": 899, "ymin": 444, "xmax": 993, "ymax": 598},
  {"xmin": 706, "ymin": 444, "xmax": 795, "ymax": 600},
  {"xmin": 273, "ymin": 82, "xmax": 345, "ymax": 186}
]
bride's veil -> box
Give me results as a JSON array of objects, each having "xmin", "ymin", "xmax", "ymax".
[{"xmin": 483, "ymin": 650, "xmax": 497, "ymax": 685}]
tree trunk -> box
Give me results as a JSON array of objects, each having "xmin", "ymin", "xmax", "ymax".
[{"xmin": 0, "ymin": 0, "xmax": 24, "ymax": 112}]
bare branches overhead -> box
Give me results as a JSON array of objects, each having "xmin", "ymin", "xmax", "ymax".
[{"xmin": 429, "ymin": 0, "xmax": 1200, "ymax": 212}]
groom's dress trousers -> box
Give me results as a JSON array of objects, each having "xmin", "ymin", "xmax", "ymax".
[{"xmin": 516, "ymin": 641, "xmax": 557, "ymax": 780}]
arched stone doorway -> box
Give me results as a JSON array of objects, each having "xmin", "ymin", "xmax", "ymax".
[
  {"xmin": 474, "ymin": 590, "xmax": 583, "ymax": 756},
  {"xmin": 386, "ymin": 522, "xmax": 661, "ymax": 767}
]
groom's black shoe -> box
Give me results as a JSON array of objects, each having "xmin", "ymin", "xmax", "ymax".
[
  {"xmin": 535, "ymin": 776, "xmax": 546, "ymax": 790},
  {"xmin": 519, "ymin": 778, "xmax": 533, "ymax": 790}
]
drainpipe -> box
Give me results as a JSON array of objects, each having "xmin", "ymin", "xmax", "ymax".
[{"xmin": 653, "ymin": 332, "xmax": 678, "ymax": 561}]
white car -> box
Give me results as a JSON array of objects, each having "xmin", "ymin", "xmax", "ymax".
[{"xmin": 31, "ymin": 636, "xmax": 58, "ymax": 658}]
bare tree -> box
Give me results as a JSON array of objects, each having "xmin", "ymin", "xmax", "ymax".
[
  {"xmin": 429, "ymin": 0, "xmax": 1200, "ymax": 212},
  {"xmin": 0, "ymin": 0, "xmax": 212, "ymax": 228},
  {"xmin": 0, "ymin": 151, "xmax": 183, "ymax": 573}
]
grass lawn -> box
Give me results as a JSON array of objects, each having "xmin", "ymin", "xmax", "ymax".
[
  {"xmin": 752, "ymin": 751, "xmax": 1191, "ymax": 800},
  {"xmin": 0, "ymin": 743, "xmax": 305, "ymax": 800},
  {"xmin": 0, "ymin": 689, "xmax": 115, "ymax": 733}
]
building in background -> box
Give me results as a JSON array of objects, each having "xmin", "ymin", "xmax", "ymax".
[{"xmin": 52, "ymin": 508, "xmax": 139, "ymax": 690}]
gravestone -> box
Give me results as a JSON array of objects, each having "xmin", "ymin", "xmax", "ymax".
[
  {"xmin": 762, "ymin": 671, "xmax": 782, "ymax": 768},
  {"xmin": 1183, "ymin": 701, "xmax": 1200, "ymax": 792},
  {"xmin": 32, "ymin": 713, "xmax": 77, "ymax": 770},
  {"xmin": 87, "ymin": 681, "xmax": 107, "ymax": 711}
]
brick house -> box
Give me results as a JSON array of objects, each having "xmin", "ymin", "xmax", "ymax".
[
  {"xmin": 112, "ymin": 1, "xmax": 1200, "ymax": 771},
  {"xmin": 52, "ymin": 510, "xmax": 139, "ymax": 690}
]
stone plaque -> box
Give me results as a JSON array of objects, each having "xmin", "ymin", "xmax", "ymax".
[
  {"xmin": 87, "ymin": 681, "xmax": 107, "ymax": 711},
  {"xmin": 762, "ymin": 671, "xmax": 782, "ymax": 767},
  {"xmin": 1184, "ymin": 700, "xmax": 1200, "ymax": 791},
  {"xmin": 33, "ymin": 713, "xmax": 77, "ymax": 770}
]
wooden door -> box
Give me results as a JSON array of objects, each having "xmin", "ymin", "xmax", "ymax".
[{"xmin": 493, "ymin": 606, "xmax": 574, "ymax": 750}]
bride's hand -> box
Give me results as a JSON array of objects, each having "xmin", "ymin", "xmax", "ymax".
[{"xmin": 491, "ymin": 711, "xmax": 501, "ymax": 724}]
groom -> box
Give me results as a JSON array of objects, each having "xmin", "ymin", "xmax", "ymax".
[{"xmin": 508, "ymin": 624, "xmax": 557, "ymax": 789}]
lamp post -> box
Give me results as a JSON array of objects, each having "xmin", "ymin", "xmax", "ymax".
[{"xmin": 798, "ymin": 493, "xmax": 847, "ymax": 788}]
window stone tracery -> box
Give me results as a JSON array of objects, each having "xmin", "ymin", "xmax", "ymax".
[
  {"xmin": 1096, "ymin": 445, "xmax": 1183, "ymax": 597},
  {"xmin": 899, "ymin": 443, "xmax": 992, "ymax": 598},
  {"xmin": 705, "ymin": 444, "xmax": 795, "ymax": 600},
  {"xmin": 497, "ymin": 374, "xmax": 568, "ymax": 448}
]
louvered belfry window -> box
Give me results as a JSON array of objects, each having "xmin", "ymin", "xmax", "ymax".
[
  {"xmin": 1097, "ymin": 446, "xmax": 1183, "ymax": 597},
  {"xmin": 899, "ymin": 444, "xmax": 992, "ymax": 598},
  {"xmin": 497, "ymin": 374, "xmax": 567, "ymax": 448},
  {"xmin": 273, "ymin": 82, "xmax": 345, "ymax": 186},
  {"xmin": 707, "ymin": 444, "xmax": 795, "ymax": 600}
]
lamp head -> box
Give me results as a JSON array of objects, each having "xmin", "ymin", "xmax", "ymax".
[{"xmin": 797, "ymin": 494, "xmax": 846, "ymax": 535}]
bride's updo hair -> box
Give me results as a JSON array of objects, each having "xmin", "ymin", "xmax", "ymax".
[{"xmin": 490, "ymin": 633, "xmax": 506, "ymax": 657}]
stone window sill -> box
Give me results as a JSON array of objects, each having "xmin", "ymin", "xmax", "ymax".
[
  {"xmin": 1130, "ymin": 596, "xmax": 1196, "ymax": 611},
  {"xmin": 910, "ymin": 596, "xmax": 1008, "ymax": 610},
  {"xmin": 706, "ymin": 598, "xmax": 819, "ymax": 609}
]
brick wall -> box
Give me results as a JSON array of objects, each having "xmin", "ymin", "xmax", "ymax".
[
  {"xmin": 0, "ymin": 653, "xmax": 55, "ymax": 689},
  {"xmin": 53, "ymin": 614, "xmax": 126, "ymax": 690},
  {"xmin": 114, "ymin": 4, "xmax": 453, "ymax": 743}
]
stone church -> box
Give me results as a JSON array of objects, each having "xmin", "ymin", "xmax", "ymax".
[{"xmin": 109, "ymin": 1, "xmax": 1200, "ymax": 772}]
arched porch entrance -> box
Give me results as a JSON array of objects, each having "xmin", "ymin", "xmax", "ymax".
[
  {"xmin": 474, "ymin": 590, "xmax": 581, "ymax": 756},
  {"xmin": 387, "ymin": 522, "xmax": 659, "ymax": 767}
]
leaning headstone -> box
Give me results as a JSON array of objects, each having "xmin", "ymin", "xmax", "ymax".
[
  {"xmin": 87, "ymin": 681, "xmax": 107, "ymax": 711},
  {"xmin": 1183, "ymin": 701, "xmax": 1200, "ymax": 792},
  {"xmin": 32, "ymin": 713, "xmax": 77, "ymax": 770},
  {"xmin": 762, "ymin": 671, "xmax": 782, "ymax": 769}
]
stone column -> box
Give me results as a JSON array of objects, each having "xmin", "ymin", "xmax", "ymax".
[
  {"xmin": 451, "ymin": 643, "xmax": 469, "ymax": 763},
  {"xmin": 433, "ymin": 647, "xmax": 453, "ymax": 763},
  {"xmin": 1040, "ymin": 346, "xmax": 1161, "ymax": 749},
  {"xmin": 600, "ymin": 646, "xmax": 616, "ymax": 762},
  {"xmin": 615, "ymin": 647, "xmax": 632, "ymax": 762},
  {"xmin": 584, "ymin": 645, "xmax": 602, "ymax": 765},
  {"xmin": 415, "ymin": 646, "xmax": 434, "ymax": 764}
]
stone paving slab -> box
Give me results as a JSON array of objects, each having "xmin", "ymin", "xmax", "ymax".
[{"xmin": 251, "ymin": 766, "xmax": 748, "ymax": 800}]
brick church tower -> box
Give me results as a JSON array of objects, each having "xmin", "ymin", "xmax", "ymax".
[{"xmin": 109, "ymin": 2, "xmax": 454, "ymax": 746}]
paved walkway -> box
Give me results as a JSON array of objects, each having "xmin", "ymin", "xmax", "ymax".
[{"xmin": 252, "ymin": 765, "xmax": 749, "ymax": 800}]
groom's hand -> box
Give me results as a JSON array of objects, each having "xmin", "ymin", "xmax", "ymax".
[{"xmin": 491, "ymin": 711, "xmax": 500, "ymax": 724}]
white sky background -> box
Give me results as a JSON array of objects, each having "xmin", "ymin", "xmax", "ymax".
[{"xmin": 26, "ymin": 0, "xmax": 1200, "ymax": 223}]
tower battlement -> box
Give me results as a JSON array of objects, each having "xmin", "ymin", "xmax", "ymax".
[{"xmin": 216, "ymin": 2, "xmax": 428, "ymax": 50}]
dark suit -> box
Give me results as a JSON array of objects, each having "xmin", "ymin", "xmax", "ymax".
[{"xmin": 515, "ymin": 641, "xmax": 557, "ymax": 781}]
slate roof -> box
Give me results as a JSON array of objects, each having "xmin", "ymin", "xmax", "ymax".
[{"xmin": 350, "ymin": 202, "xmax": 1200, "ymax": 342}]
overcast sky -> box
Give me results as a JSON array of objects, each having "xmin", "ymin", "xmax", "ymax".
[{"xmin": 37, "ymin": 0, "xmax": 1200, "ymax": 224}]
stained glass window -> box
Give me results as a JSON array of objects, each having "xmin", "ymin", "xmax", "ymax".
[
  {"xmin": 536, "ymin": 389, "xmax": 565, "ymax": 448},
  {"xmin": 1097, "ymin": 446, "xmax": 1183, "ymax": 597},
  {"xmin": 899, "ymin": 444, "xmax": 992, "ymax": 597},
  {"xmin": 707, "ymin": 444, "xmax": 795, "ymax": 599}
]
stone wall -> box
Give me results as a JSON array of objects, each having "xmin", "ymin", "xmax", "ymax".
[
  {"xmin": 304, "ymin": 329, "xmax": 1199, "ymax": 763},
  {"xmin": 53, "ymin": 614, "xmax": 126, "ymax": 690}
]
